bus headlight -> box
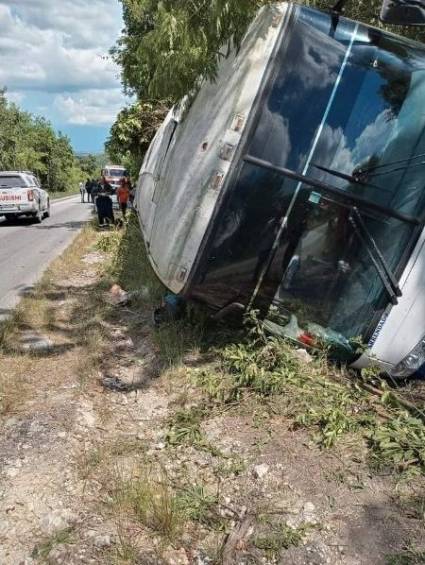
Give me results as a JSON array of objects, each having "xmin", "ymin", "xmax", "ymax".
[{"xmin": 392, "ymin": 338, "xmax": 425, "ymax": 378}]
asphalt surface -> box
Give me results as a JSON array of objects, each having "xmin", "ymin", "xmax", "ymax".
[{"xmin": 0, "ymin": 195, "xmax": 93, "ymax": 319}]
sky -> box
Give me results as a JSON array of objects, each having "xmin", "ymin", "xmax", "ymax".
[{"xmin": 0, "ymin": 0, "xmax": 131, "ymax": 153}]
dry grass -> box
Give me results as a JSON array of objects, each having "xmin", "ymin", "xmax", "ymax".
[
  {"xmin": 110, "ymin": 465, "xmax": 184, "ymax": 542},
  {"xmin": 0, "ymin": 223, "xmax": 101, "ymax": 413},
  {"xmin": 0, "ymin": 355, "xmax": 32, "ymax": 415}
]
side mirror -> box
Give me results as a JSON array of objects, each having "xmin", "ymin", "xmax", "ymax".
[{"xmin": 380, "ymin": 0, "xmax": 425, "ymax": 26}]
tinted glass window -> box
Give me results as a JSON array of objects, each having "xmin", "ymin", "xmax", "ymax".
[
  {"xmin": 195, "ymin": 5, "xmax": 425, "ymax": 348},
  {"xmin": 0, "ymin": 176, "xmax": 27, "ymax": 188},
  {"xmin": 265, "ymin": 13, "xmax": 425, "ymax": 345},
  {"xmin": 195, "ymin": 8, "xmax": 356, "ymax": 309}
]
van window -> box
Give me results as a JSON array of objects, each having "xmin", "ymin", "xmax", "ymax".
[{"xmin": 0, "ymin": 176, "xmax": 27, "ymax": 188}]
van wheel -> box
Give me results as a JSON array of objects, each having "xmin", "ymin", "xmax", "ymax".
[
  {"xmin": 44, "ymin": 201, "xmax": 50, "ymax": 218},
  {"xmin": 4, "ymin": 214, "xmax": 17, "ymax": 223}
]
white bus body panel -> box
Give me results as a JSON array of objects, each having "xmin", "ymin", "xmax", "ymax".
[
  {"xmin": 135, "ymin": 4, "xmax": 289, "ymax": 294},
  {"xmin": 361, "ymin": 229, "xmax": 425, "ymax": 371}
]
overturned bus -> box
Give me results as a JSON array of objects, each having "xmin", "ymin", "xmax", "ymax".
[{"xmin": 135, "ymin": 2, "xmax": 425, "ymax": 378}]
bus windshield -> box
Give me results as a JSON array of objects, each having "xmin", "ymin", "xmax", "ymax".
[
  {"xmin": 201, "ymin": 5, "xmax": 425, "ymax": 355},
  {"xmin": 267, "ymin": 7, "xmax": 425, "ymax": 349}
]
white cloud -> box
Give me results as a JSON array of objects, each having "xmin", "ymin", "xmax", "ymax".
[
  {"xmin": 5, "ymin": 90, "xmax": 25, "ymax": 105},
  {"xmin": 54, "ymin": 88, "xmax": 130, "ymax": 126},
  {"xmin": 0, "ymin": 2, "xmax": 122, "ymax": 92},
  {"xmin": 0, "ymin": 0, "xmax": 127, "ymax": 131}
]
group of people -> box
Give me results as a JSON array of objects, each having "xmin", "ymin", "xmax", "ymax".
[{"xmin": 79, "ymin": 176, "xmax": 134, "ymax": 227}]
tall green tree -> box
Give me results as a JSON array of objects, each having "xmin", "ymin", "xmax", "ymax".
[
  {"xmin": 0, "ymin": 90, "xmax": 82, "ymax": 192},
  {"xmin": 105, "ymin": 99, "xmax": 170, "ymax": 177}
]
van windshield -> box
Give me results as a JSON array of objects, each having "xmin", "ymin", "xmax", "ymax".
[
  {"xmin": 106, "ymin": 169, "xmax": 127, "ymax": 178},
  {"xmin": 0, "ymin": 176, "xmax": 27, "ymax": 188}
]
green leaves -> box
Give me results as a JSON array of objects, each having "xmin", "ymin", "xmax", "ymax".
[
  {"xmin": 368, "ymin": 413, "xmax": 425, "ymax": 473},
  {"xmin": 105, "ymin": 99, "xmax": 170, "ymax": 178},
  {"xmin": 113, "ymin": 0, "xmax": 265, "ymax": 101},
  {"xmin": 0, "ymin": 90, "xmax": 79, "ymax": 192}
]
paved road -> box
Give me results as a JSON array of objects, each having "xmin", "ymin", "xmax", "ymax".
[{"xmin": 0, "ymin": 195, "xmax": 93, "ymax": 319}]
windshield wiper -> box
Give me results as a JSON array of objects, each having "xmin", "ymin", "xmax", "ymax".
[
  {"xmin": 355, "ymin": 151, "xmax": 425, "ymax": 177},
  {"xmin": 243, "ymin": 155, "xmax": 420, "ymax": 226},
  {"xmin": 311, "ymin": 163, "xmax": 387, "ymax": 191},
  {"xmin": 351, "ymin": 207, "xmax": 402, "ymax": 302},
  {"xmin": 349, "ymin": 212, "xmax": 400, "ymax": 305},
  {"xmin": 366, "ymin": 161, "xmax": 425, "ymax": 178}
]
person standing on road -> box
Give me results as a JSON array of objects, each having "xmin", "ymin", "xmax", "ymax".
[
  {"xmin": 79, "ymin": 181, "xmax": 86, "ymax": 203},
  {"xmin": 91, "ymin": 178, "xmax": 101, "ymax": 201},
  {"xmin": 85, "ymin": 178, "xmax": 93, "ymax": 203},
  {"xmin": 117, "ymin": 178, "xmax": 131, "ymax": 218},
  {"xmin": 96, "ymin": 189, "xmax": 114, "ymax": 226}
]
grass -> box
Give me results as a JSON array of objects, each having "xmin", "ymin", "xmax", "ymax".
[
  {"xmin": 50, "ymin": 188, "xmax": 79, "ymax": 200},
  {"xmin": 110, "ymin": 214, "xmax": 164, "ymax": 302},
  {"xmin": 165, "ymin": 404, "xmax": 225, "ymax": 458},
  {"xmin": 254, "ymin": 521, "xmax": 308, "ymax": 559},
  {"xmin": 105, "ymin": 216, "xmax": 425, "ymax": 478},
  {"xmin": 108, "ymin": 462, "xmax": 226, "ymax": 552},
  {"xmin": 166, "ymin": 406, "xmax": 205, "ymax": 446},
  {"xmin": 111, "ymin": 466, "xmax": 184, "ymax": 542},
  {"xmin": 0, "ymin": 355, "xmax": 32, "ymax": 415},
  {"xmin": 31, "ymin": 527, "xmax": 75, "ymax": 560},
  {"xmin": 386, "ymin": 547, "xmax": 425, "ymax": 564},
  {"xmin": 2, "ymin": 208, "xmax": 424, "ymax": 560},
  {"xmin": 0, "ymin": 223, "xmax": 102, "ymax": 413},
  {"xmin": 175, "ymin": 484, "xmax": 222, "ymax": 529}
]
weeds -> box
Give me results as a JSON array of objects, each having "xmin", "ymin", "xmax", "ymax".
[
  {"xmin": 214, "ymin": 458, "xmax": 247, "ymax": 478},
  {"xmin": 113, "ymin": 468, "xmax": 182, "ymax": 541},
  {"xmin": 31, "ymin": 527, "xmax": 75, "ymax": 560},
  {"xmin": 176, "ymin": 484, "xmax": 222, "ymax": 529},
  {"xmin": 166, "ymin": 406, "xmax": 205, "ymax": 446},
  {"xmin": 111, "ymin": 465, "xmax": 224, "ymax": 544},
  {"xmin": 386, "ymin": 547, "xmax": 425, "ymax": 564},
  {"xmin": 165, "ymin": 405, "xmax": 224, "ymax": 457},
  {"xmin": 0, "ymin": 356, "xmax": 31, "ymax": 415},
  {"xmin": 188, "ymin": 317, "xmax": 425, "ymax": 475},
  {"xmin": 254, "ymin": 522, "xmax": 308, "ymax": 559},
  {"xmin": 368, "ymin": 413, "xmax": 425, "ymax": 474},
  {"xmin": 96, "ymin": 230, "xmax": 122, "ymax": 254},
  {"xmin": 110, "ymin": 214, "xmax": 163, "ymax": 301}
]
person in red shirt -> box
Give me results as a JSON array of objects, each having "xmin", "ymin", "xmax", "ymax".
[{"xmin": 116, "ymin": 179, "xmax": 131, "ymax": 217}]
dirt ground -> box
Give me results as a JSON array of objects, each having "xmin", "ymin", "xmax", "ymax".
[{"xmin": 0, "ymin": 221, "xmax": 424, "ymax": 565}]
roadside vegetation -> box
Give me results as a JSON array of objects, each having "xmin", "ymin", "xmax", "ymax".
[
  {"xmin": 1, "ymin": 212, "xmax": 425, "ymax": 562},
  {"xmin": 0, "ymin": 89, "xmax": 94, "ymax": 194}
]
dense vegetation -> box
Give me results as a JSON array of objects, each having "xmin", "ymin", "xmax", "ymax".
[
  {"xmin": 0, "ymin": 89, "xmax": 84, "ymax": 193},
  {"xmin": 76, "ymin": 153, "xmax": 108, "ymax": 180},
  {"xmin": 108, "ymin": 0, "xmax": 425, "ymax": 174}
]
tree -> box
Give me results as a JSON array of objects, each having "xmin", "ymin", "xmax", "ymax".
[
  {"xmin": 77, "ymin": 154, "xmax": 98, "ymax": 178},
  {"xmin": 112, "ymin": 0, "xmax": 269, "ymax": 101},
  {"xmin": 0, "ymin": 89, "xmax": 83, "ymax": 192},
  {"xmin": 105, "ymin": 99, "xmax": 170, "ymax": 177}
]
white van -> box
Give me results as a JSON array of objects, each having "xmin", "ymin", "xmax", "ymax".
[{"xmin": 0, "ymin": 171, "xmax": 50, "ymax": 223}]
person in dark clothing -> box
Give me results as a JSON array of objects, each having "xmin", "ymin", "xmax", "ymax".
[
  {"xmin": 96, "ymin": 190, "xmax": 114, "ymax": 226},
  {"xmin": 85, "ymin": 178, "xmax": 93, "ymax": 203},
  {"xmin": 91, "ymin": 179, "xmax": 101, "ymax": 201},
  {"xmin": 101, "ymin": 176, "xmax": 113, "ymax": 194}
]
